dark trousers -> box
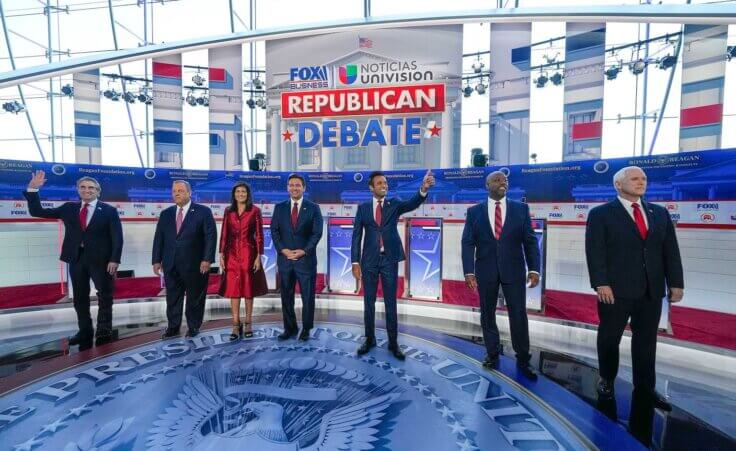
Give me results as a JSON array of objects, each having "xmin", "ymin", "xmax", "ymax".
[
  {"xmin": 477, "ymin": 273, "xmax": 531, "ymax": 363},
  {"xmin": 164, "ymin": 266, "xmax": 209, "ymax": 331},
  {"xmin": 278, "ymin": 262, "xmax": 316, "ymax": 333},
  {"xmin": 69, "ymin": 249, "xmax": 115, "ymax": 337},
  {"xmin": 597, "ymin": 294, "xmax": 662, "ymax": 391},
  {"xmin": 362, "ymin": 256, "xmax": 399, "ymax": 345}
]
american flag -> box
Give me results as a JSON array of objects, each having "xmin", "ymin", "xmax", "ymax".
[{"xmin": 359, "ymin": 37, "xmax": 373, "ymax": 49}]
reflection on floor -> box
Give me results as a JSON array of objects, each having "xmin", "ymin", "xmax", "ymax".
[{"xmin": 0, "ymin": 297, "xmax": 734, "ymax": 451}]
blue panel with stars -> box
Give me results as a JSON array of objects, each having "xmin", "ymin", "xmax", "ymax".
[
  {"xmin": 262, "ymin": 216, "xmax": 277, "ymax": 290},
  {"xmin": 0, "ymin": 322, "xmax": 641, "ymax": 451},
  {"xmin": 327, "ymin": 217, "xmax": 358, "ymax": 294},
  {"xmin": 407, "ymin": 218, "xmax": 442, "ymax": 300}
]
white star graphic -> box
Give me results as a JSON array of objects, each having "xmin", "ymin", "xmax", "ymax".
[
  {"xmin": 13, "ymin": 437, "xmax": 43, "ymax": 451},
  {"xmin": 438, "ymin": 405, "xmax": 455, "ymax": 419},
  {"xmin": 388, "ymin": 367, "xmax": 402, "ymax": 374},
  {"xmin": 401, "ymin": 374, "xmax": 417, "ymax": 383},
  {"xmin": 374, "ymin": 361, "xmax": 389, "ymax": 368},
  {"xmin": 448, "ymin": 421, "xmax": 468, "ymax": 436},
  {"xmin": 426, "ymin": 393, "xmax": 442, "ymax": 405},
  {"xmin": 159, "ymin": 365, "xmax": 176, "ymax": 374},
  {"xmin": 457, "ymin": 439, "xmax": 478, "ymax": 451},
  {"xmin": 64, "ymin": 405, "xmax": 90, "ymax": 419},
  {"xmin": 114, "ymin": 381, "xmax": 136, "ymax": 393},
  {"xmin": 38, "ymin": 418, "xmax": 67, "ymax": 435},
  {"xmin": 331, "ymin": 246, "xmax": 354, "ymax": 277},
  {"xmin": 262, "ymin": 236, "xmax": 276, "ymax": 274},
  {"xmin": 90, "ymin": 392, "xmax": 115, "ymax": 405},
  {"xmin": 411, "ymin": 232, "xmax": 441, "ymax": 282},
  {"xmin": 414, "ymin": 382, "xmax": 429, "ymax": 393},
  {"xmin": 137, "ymin": 373, "xmax": 157, "ymax": 383}
]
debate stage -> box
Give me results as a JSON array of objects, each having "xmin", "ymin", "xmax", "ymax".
[{"xmin": 0, "ymin": 299, "xmax": 734, "ymax": 451}]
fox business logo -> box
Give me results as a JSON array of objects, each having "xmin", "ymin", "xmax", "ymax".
[
  {"xmin": 696, "ymin": 203, "xmax": 719, "ymax": 211},
  {"xmin": 10, "ymin": 210, "xmax": 27, "ymax": 215},
  {"xmin": 573, "ymin": 204, "xmax": 589, "ymax": 210},
  {"xmin": 289, "ymin": 66, "xmax": 330, "ymax": 90},
  {"xmin": 548, "ymin": 212, "xmax": 563, "ymax": 218},
  {"xmin": 700, "ymin": 212, "xmax": 716, "ymax": 223}
]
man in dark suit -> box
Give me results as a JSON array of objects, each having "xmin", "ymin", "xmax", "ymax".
[
  {"xmin": 461, "ymin": 171, "xmax": 540, "ymax": 380},
  {"xmin": 152, "ymin": 180, "xmax": 216, "ymax": 339},
  {"xmin": 351, "ymin": 170, "xmax": 435, "ymax": 360},
  {"xmin": 24, "ymin": 170, "xmax": 123, "ymax": 349},
  {"xmin": 270, "ymin": 173, "xmax": 324, "ymax": 341},
  {"xmin": 585, "ymin": 166, "xmax": 683, "ymax": 446}
]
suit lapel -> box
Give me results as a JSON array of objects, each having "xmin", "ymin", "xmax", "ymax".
[
  {"xmin": 86, "ymin": 203, "xmax": 102, "ymax": 230},
  {"xmin": 501, "ymin": 201, "xmax": 516, "ymax": 240},
  {"xmin": 294, "ymin": 201, "xmax": 309, "ymax": 231},
  {"xmin": 641, "ymin": 200, "xmax": 656, "ymax": 242},
  {"xmin": 613, "ymin": 199, "xmax": 643, "ymax": 241},
  {"xmin": 479, "ymin": 200, "xmax": 494, "ymax": 239}
]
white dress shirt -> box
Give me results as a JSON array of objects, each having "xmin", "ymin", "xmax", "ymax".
[
  {"xmin": 617, "ymin": 196, "xmax": 648, "ymax": 229},
  {"xmin": 80, "ymin": 198, "xmax": 98, "ymax": 227}
]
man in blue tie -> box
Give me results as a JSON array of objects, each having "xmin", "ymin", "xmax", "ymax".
[
  {"xmin": 461, "ymin": 171, "xmax": 540, "ymax": 380},
  {"xmin": 351, "ymin": 170, "xmax": 435, "ymax": 360}
]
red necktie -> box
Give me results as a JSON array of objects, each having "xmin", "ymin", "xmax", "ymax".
[
  {"xmin": 79, "ymin": 203, "xmax": 89, "ymax": 231},
  {"xmin": 291, "ymin": 202, "xmax": 298, "ymax": 228},
  {"xmin": 376, "ymin": 199, "xmax": 384, "ymax": 250},
  {"xmin": 494, "ymin": 201, "xmax": 502, "ymax": 240},
  {"xmin": 632, "ymin": 203, "xmax": 648, "ymax": 240},
  {"xmin": 176, "ymin": 207, "xmax": 183, "ymax": 234}
]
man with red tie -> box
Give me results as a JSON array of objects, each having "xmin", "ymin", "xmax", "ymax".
[
  {"xmin": 24, "ymin": 170, "xmax": 123, "ymax": 349},
  {"xmin": 585, "ymin": 166, "xmax": 683, "ymax": 446},
  {"xmin": 461, "ymin": 171, "xmax": 540, "ymax": 379}
]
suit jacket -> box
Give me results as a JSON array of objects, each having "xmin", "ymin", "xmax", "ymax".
[
  {"xmin": 461, "ymin": 199, "xmax": 540, "ymax": 284},
  {"xmin": 152, "ymin": 203, "xmax": 216, "ymax": 273},
  {"xmin": 270, "ymin": 198, "xmax": 324, "ymax": 270},
  {"xmin": 585, "ymin": 198, "xmax": 683, "ymax": 300},
  {"xmin": 351, "ymin": 191, "xmax": 427, "ymax": 268},
  {"xmin": 23, "ymin": 190, "xmax": 123, "ymax": 265}
]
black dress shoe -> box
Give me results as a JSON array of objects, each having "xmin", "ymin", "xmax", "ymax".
[
  {"xmin": 68, "ymin": 332, "xmax": 93, "ymax": 346},
  {"xmin": 388, "ymin": 345, "xmax": 405, "ymax": 361},
  {"xmin": 298, "ymin": 329, "xmax": 311, "ymax": 341},
  {"xmin": 517, "ymin": 363, "xmax": 538, "ymax": 381},
  {"xmin": 597, "ymin": 378, "xmax": 615, "ymax": 398},
  {"xmin": 651, "ymin": 392, "xmax": 672, "ymax": 412},
  {"xmin": 185, "ymin": 328, "xmax": 200, "ymax": 338},
  {"xmin": 482, "ymin": 354, "xmax": 499, "ymax": 369},
  {"xmin": 357, "ymin": 339, "xmax": 376, "ymax": 355},
  {"xmin": 95, "ymin": 334, "xmax": 114, "ymax": 346},
  {"xmin": 278, "ymin": 330, "xmax": 296, "ymax": 341},
  {"xmin": 78, "ymin": 338, "xmax": 94, "ymax": 351},
  {"xmin": 162, "ymin": 328, "xmax": 180, "ymax": 339}
]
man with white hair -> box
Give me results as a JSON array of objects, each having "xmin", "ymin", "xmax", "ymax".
[{"xmin": 585, "ymin": 165, "xmax": 684, "ymax": 446}]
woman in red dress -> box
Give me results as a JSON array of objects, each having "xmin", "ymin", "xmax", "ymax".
[{"xmin": 219, "ymin": 182, "xmax": 268, "ymax": 340}]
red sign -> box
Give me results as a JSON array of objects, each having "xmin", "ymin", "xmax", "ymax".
[{"xmin": 281, "ymin": 84, "xmax": 445, "ymax": 119}]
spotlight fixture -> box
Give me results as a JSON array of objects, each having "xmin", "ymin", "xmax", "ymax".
[
  {"xmin": 727, "ymin": 46, "xmax": 736, "ymax": 62},
  {"xmin": 658, "ymin": 54, "xmax": 677, "ymax": 70},
  {"xmin": 463, "ymin": 85, "xmax": 473, "ymax": 98},
  {"xmin": 192, "ymin": 73, "xmax": 205, "ymax": 86},
  {"xmin": 604, "ymin": 65, "xmax": 621, "ymax": 80},
  {"xmin": 471, "ymin": 60, "xmax": 485, "ymax": 74},
  {"xmin": 2, "ymin": 100, "xmax": 26, "ymax": 114},
  {"xmin": 550, "ymin": 72, "xmax": 564, "ymax": 86},
  {"xmin": 246, "ymin": 98, "xmax": 256, "ymax": 109},
  {"xmin": 475, "ymin": 82, "xmax": 487, "ymax": 95},
  {"xmin": 256, "ymin": 97, "xmax": 266, "ymax": 108},
  {"xmin": 137, "ymin": 90, "xmax": 153, "ymax": 104},
  {"xmin": 61, "ymin": 84, "xmax": 74, "ymax": 97},
  {"xmin": 123, "ymin": 91, "xmax": 136, "ymax": 103},
  {"xmin": 252, "ymin": 76, "xmax": 263, "ymax": 90},
  {"xmin": 185, "ymin": 91, "xmax": 197, "ymax": 106},
  {"xmin": 629, "ymin": 59, "xmax": 647, "ymax": 75},
  {"xmin": 535, "ymin": 74, "xmax": 548, "ymax": 88},
  {"xmin": 196, "ymin": 95, "xmax": 209, "ymax": 106},
  {"xmin": 103, "ymin": 89, "xmax": 120, "ymax": 101}
]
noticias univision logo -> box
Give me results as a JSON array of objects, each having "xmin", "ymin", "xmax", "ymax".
[{"xmin": 339, "ymin": 65, "xmax": 358, "ymax": 85}]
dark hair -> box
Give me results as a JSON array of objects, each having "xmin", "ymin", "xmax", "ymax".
[
  {"xmin": 368, "ymin": 171, "xmax": 385, "ymax": 187},
  {"xmin": 229, "ymin": 182, "xmax": 253, "ymax": 213},
  {"xmin": 287, "ymin": 173, "xmax": 305, "ymax": 187}
]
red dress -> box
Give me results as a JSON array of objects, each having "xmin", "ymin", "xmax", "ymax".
[{"xmin": 219, "ymin": 206, "xmax": 269, "ymax": 298}]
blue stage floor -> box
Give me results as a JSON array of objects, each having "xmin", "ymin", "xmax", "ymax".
[{"xmin": 1, "ymin": 321, "xmax": 643, "ymax": 451}]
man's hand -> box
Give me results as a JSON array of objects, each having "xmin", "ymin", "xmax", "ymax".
[
  {"xmin": 527, "ymin": 272, "xmax": 540, "ymax": 288},
  {"xmin": 281, "ymin": 248, "xmax": 293, "ymax": 258},
  {"xmin": 107, "ymin": 262, "xmax": 119, "ymax": 276},
  {"xmin": 291, "ymin": 249, "xmax": 306, "ymax": 260},
  {"xmin": 668, "ymin": 287, "xmax": 684, "ymax": 303},
  {"xmin": 153, "ymin": 263, "xmax": 162, "ymax": 276},
  {"xmin": 200, "ymin": 261, "xmax": 211, "ymax": 274},
  {"xmin": 421, "ymin": 169, "xmax": 435, "ymax": 193},
  {"xmin": 464, "ymin": 274, "xmax": 477, "ymax": 290},
  {"xmin": 28, "ymin": 170, "xmax": 46, "ymax": 190},
  {"xmin": 253, "ymin": 255, "xmax": 262, "ymax": 272},
  {"xmin": 596, "ymin": 285, "xmax": 615, "ymax": 304},
  {"xmin": 352, "ymin": 264, "xmax": 362, "ymax": 281}
]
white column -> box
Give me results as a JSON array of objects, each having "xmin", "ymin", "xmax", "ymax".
[
  {"xmin": 380, "ymin": 117, "xmax": 392, "ymax": 170},
  {"xmin": 270, "ymin": 112, "xmax": 281, "ymax": 171},
  {"xmin": 280, "ymin": 120, "xmax": 290, "ymax": 171},
  {"xmin": 440, "ymin": 106, "xmax": 453, "ymax": 168},
  {"xmin": 321, "ymin": 145, "xmax": 333, "ymax": 171}
]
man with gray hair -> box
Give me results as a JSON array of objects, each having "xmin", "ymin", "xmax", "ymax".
[
  {"xmin": 585, "ymin": 165, "xmax": 683, "ymax": 446},
  {"xmin": 152, "ymin": 180, "xmax": 216, "ymax": 339},
  {"xmin": 24, "ymin": 170, "xmax": 123, "ymax": 349}
]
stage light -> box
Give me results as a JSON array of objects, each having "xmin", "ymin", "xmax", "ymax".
[
  {"xmin": 2, "ymin": 100, "xmax": 25, "ymax": 114},
  {"xmin": 192, "ymin": 73, "xmax": 205, "ymax": 86},
  {"xmin": 471, "ymin": 153, "xmax": 489, "ymax": 167},
  {"xmin": 475, "ymin": 82, "xmax": 487, "ymax": 95},
  {"xmin": 463, "ymin": 85, "xmax": 473, "ymax": 98},
  {"xmin": 185, "ymin": 92, "xmax": 197, "ymax": 106},
  {"xmin": 550, "ymin": 72, "xmax": 564, "ymax": 86},
  {"xmin": 103, "ymin": 89, "xmax": 120, "ymax": 101},
  {"xmin": 256, "ymin": 97, "xmax": 266, "ymax": 108},
  {"xmin": 137, "ymin": 90, "xmax": 152, "ymax": 104},
  {"xmin": 629, "ymin": 59, "xmax": 647, "ymax": 75},
  {"xmin": 246, "ymin": 98, "xmax": 256, "ymax": 109},
  {"xmin": 727, "ymin": 46, "xmax": 736, "ymax": 62},
  {"xmin": 658, "ymin": 54, "xmax": 677, "ymax": 70},
  {"xmin": 123, "ymin": 91, "xmax": 136, "ymax": 103},
  {"xmin": 535, "ymin": 74, "xmax": 548, "ymax": 88},
  {"xmin": 252, "ymin": 76, "xmax": 264, "ymax": 90},
  {"xmin": 604, "ymin": 65, "xmax": 620, "ymax": 80},
  {"xmin": 471, "ymin": 60, "xmax": 485, "ymax": 74},
  {"xmin": 61, "ymin": 84, "xmax": 74, "ymax": 97}
]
